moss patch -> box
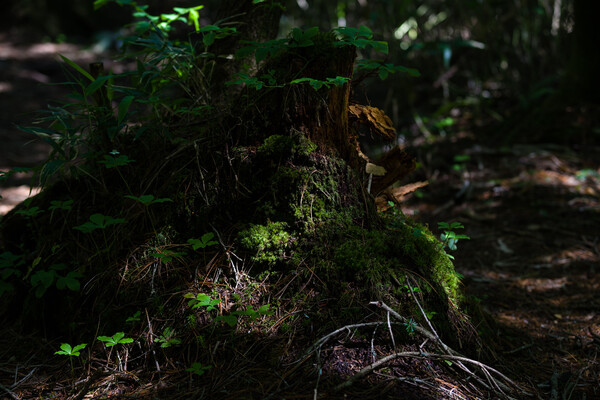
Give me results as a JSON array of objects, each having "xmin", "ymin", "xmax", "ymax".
[{"xmin": 238, "ymin": 221, "xmax": 296, "ymax": 264}]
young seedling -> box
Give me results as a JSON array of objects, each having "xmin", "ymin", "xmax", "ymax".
[
  {"xmin": 97, "ymin": 332, "xmax": 134, "ymax": 347},
  {"xmin": 437, "ymin": 221, "xmax": 470, "ymax": 258},
  {"xmin": 186, "ymin": 362, "xmax": 212, "ymax": 377},
  {"xmin": 126, "ymin": 311, "xmax": 141, "ymax": 324},
  {"xmin": 125, "ymin": 194, "xmax": 173, "ymax": 232},
  {"xmin": 404, "ymin": 318, "xmax": 416, "ymax": 336},
  {"xmin": 98, "ymin": 152, "xmax": 135, "ymax": 193},
  {"xmin": 97, "ymin": 332, "xmax": 133, "ymax": 370},
  {"xmin": 55, "ymin": 342, "xmax": 87, "ymax": 376},
  {"xmin": 74, "ymin": 213, "xmax": 126, "ymax": 233},
  {"xmin": 154, "ymin": 327, "xmax": 181, "ymax": 348},
  {"xmin": 74, "ymin": 213, "xmax": 127, "ymax": 256},
  {"xmin": 187, "ymin": 232, "xmax": 218, "ymax": 250},
  {"xmin": 150, "ymin": 249, "xmax": 186, "ymax": 263},
  {"xmin": 185, "ymin": 292, "xmax": 220, "ymax": 311}
]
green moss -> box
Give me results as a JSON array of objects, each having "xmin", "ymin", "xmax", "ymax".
[
  {"xmin": 257, "ymin": 133, "xmax": 317, "ymax": 161},
  {"xmin": 258, "ymin": 135, "xmax": 294, "ymax": 159},
  {"xmin": 384, "ymin": 213, "xmax": 462, "ymax": 303},
  {"xmin": 238, "ymin": 221, "xmax": 295, "ymax": 264}
]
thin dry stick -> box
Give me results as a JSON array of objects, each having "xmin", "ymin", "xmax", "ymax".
[
  {"xmin": 368, "ymin": 301, "xmax": 522, "ymax": 396},
  {"xmin": 386, "ymin": 310, "xmax": 396, "ymax": 350},
  {"xmin": 369, "ymin": 301, "xmax": 452, "ymax": 353},
  {"xmin": 145, "ymin": 308, "xmax": 161, "ymax": 373},
  {"xmin": 401, "ymin": 287, "xmax": 497, "ymax": 392},
  {"xmin": 305, "ymin": 322, "xmax": 390, "ymax": 357},
  {"xmin": 334, "ymin": 350, "xmax": 520, "ymax": 399},
  {"xmin": 0, "ymin": 383, "xmax": 18, "ymax": 400},
  {"xmin": 407, "ymin": 279, "xmax": 439, "ymax": 341},
  {"xmin": 10, "ymin": 367, "xmax": 37, "ymax": 390}
]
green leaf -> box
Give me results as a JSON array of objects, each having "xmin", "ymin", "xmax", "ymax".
[
  {"xmin": 31, "ymin": 270, "xmax": 56, "ymax": 297},
  {"xmin": 117, "ymin": 95, "xmax": 134, "ymax": 125},
  {"xmin": 93, "ymin": 0, "xmax": 109, "ymax": 10},
  {"xmin": 126, "ymin": 311, "xmax": 141, "ymax": 323},
  {"xmin": 189, "ymin": 9, "xmax": 200, "ymax": 31},
  {"xmin": 56, "ymin": 271, "xmax": 82, "ymax": 291},
  {"xmin": 215, "ymin": 315, "xmax": 238, "ymax": 327},
  {"xmin": 55, "ymin": 342, "xmax": 87, "ymax": 356},
  {"xmin": 59, "ymin": 54, "xmax": 94, "ymax": 81},
  {"xmin": 186, "ymin": 362, "xmax": 212, "ymax": 376},
  {"xmin": 125, "ymin": 194, "xmax": 172, "ymax": 206},
  {"xmin": 358, "ymin": 25, "xmax": 373, "ymax": 38},
  {"xmin": 55, "ymin": 343, "xmax": 72, "ymax": 355},
  {"xmin": 202, "ymin": 31, "xmax": 215, "ymax": 46},
  {"xmin": 98, "ymin": 154, "xmax": 135, "ymax": 168},
  {"xmin": 49, "ymin": 200, "xmax": 73, "ymax": 211},
  {"xmin": 84, "ymin": 75, "xmax": 112, "ymax": 97},
  {"xmin": 370, "ymin": 41, "xmax": 389, "ymax": 54},
  {"xmin": 0, "ymin": 281, "xmax": 16, "ymax": 297},
  {"xmin": 98, "ymin": 332, "xmax": 133, "ymax": 347},
  {"xmin": 74, "ymin": 213, "xmax": 126, "ymax": 233}
]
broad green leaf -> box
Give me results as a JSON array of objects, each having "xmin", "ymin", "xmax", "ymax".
[
  {"xmin": 93, "ymin": 0, "xmax": 109, "ymax": 10},
  {"xmin": 215, "ymin": 315, "xmax": 238, "ymax": 327},
  {"xmin": 358, "ymin": 25, "xmax": 373, "ymax": 38},
  {"xmin": 56, "ymin": 271, "xmax": 82, "ymax": 291},
  {"xmin": 371, "ymin": 41, "xmax": 389, "ymax": 54},
  {"xmin": 203, "ymin": 32, "xmax": 216, "ymax": 46},
  {"xmin": 72, "ymin": 343, "xmax": 87, "ymax": 353},
  {"xmin": 117, "ymin": 95, "xmax": 134, "ymax": 125}
]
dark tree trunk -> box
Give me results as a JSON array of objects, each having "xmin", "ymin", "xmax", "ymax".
[{"xmin": 568, "ymin": 0, "xmax": 600, "ymax": 103}]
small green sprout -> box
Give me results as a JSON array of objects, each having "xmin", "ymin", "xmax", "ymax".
[
  {"xmin": 437, "ymin": 221, "xmax": 470, "ymax": 252},
  {"xmin": 55, "ymin": 342, "xmax": 87, "ymax": 357},
  {"xmin": 155, "ymin": 327, "xmax": 181, "ymax": 348},
  {"xmin": 98, "ymin": 154, "xmax": 135, "ymax": 168},
  {"xmin": 97, "ymin": 332, "xmax": 134, "ymax": 347},
  {"xmin": 55, "ymin": 342, "xmax": 87, "ymax": 374},
  {"xmin": 74, "ymin": 213, "xmax": 126, "ymax": 233},
  {"xmin": 15, "ymin": 206, "xmax": 43, "ymax": 218},
  {"xmin": 404, "ymin": 318, "xmax": 416, "ymax": 336},
  {"xmin": 150, "ymin": 249, "xmax": 186, "ymax": 263},
  {"xmin": 126, "ymin": 311, "xmax": 141, "ymax": 323},
  {"xmin": 185, "ymin": 292, "xmax": 220, "ymax": 311},
  {"xmin": 186, "ymin": 362, "xmax": 212, "ymax": 376},
  {"xmin": 187, "ymin": 232, "xmax": 218, "ymax": 250},
  {"xmin": 49, "ymin": 200, "xmax": 74, "ymax": 211},
  {"xmin": 125, "ymin": 194, "xmax": 173, "ymax": 206}
]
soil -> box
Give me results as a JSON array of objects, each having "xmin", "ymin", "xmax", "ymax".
[
  {"xmin": 404, "ymin": 137, "xmax": 600, "ymax": 398},
  {"xmin": 1, "ymin": 33, "xmax": 599, "ymax": 399}
]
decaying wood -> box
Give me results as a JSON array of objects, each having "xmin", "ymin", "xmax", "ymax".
[
  {"xmin": 375, "ymin": 180, "xmax": 429, "ymax": 210},
  {"xmin": 348, "ymin": 104, "xmax": 416, "ymax": 194}
]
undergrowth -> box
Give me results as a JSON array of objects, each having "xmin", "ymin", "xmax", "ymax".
[{"xmin": 0, "ymin": 2, "xmax": 497, "ymax": 399}]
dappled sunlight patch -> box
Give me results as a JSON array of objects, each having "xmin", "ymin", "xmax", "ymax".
[
  {"xmin": 0, "ymin": 185, "xmax": 41, "ymax": 215},
  {"xmin": 514, "ymin": 276, "xmax": 568, "ymax": 293}
]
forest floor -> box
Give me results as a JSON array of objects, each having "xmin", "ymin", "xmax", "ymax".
[
  {"xmin": 1, "ymin": 33, "xmax": 599, "ymax": 399},
  {"xmin": 404, "ymin": 133, "xmax": 600, "ymax": 399}
]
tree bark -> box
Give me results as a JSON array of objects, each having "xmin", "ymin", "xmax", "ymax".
[{"xmin": 568, "ymin": 0, "xmax": 600, "ymax": 103}]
